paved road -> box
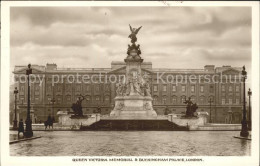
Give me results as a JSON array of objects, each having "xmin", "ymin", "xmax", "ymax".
[{"xmin": 10, "ymin": 131, "xmax": 251, "ymax": 156}]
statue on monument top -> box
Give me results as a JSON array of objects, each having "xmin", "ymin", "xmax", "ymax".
[
  {"xmin": 128, "ymin": 24, "xmax": 142, "ymax": 44},
  {"xmin": 127, "ymin": 25, "xmax": 142, "ymax": 57}
]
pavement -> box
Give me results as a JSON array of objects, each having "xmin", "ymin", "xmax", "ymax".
[{"xmin": 9, "ymin": 136, "xmax": 42, "ymax": 144}]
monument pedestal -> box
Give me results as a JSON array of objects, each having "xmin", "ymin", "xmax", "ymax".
[{"xmin": 110, "ymin": 95, "xmax": 157, "ymax": 119}]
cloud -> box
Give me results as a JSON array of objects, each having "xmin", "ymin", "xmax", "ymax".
[
  {"xmin": 10, "ymin": 6, "xmax": 251, "ymax": 76},
  {"xmin": 10, "ymin": 7, "xmax": 107, "ymax": 27}
]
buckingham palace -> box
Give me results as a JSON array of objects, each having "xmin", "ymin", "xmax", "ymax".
[{"xmin": 11, "ymin": 61, "xmax": 244, "ymax": 124}]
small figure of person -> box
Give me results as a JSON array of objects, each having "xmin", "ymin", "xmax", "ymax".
[
  {"xmin": 18, "ymin": 119, "xmax": 24, "ymax": 138},
  {"xmin": 44, "ymin": 115, "xmax": 53, "ymax": 130}
]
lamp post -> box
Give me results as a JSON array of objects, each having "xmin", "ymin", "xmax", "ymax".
[
  {"xmin": 50, "ymin": 98, "xmax": 55, "ymax": 122},
  {"xmin": 248, "ymin": 88, "xmax": 252, "ymax": 131},
  {"xmin": 24, "ymin": 64, "xmax": 33, "ymax": 137},
  {"xmin": 13, "ymin": 87, "xmax": 19, "ymax": 129},
  {"xmin": 208, "ymin": 98, "xmax": 213, "ymax": 123},
  {"xmin": 240, "ymin": 66, "xmax": 249, "ymax": 137}
]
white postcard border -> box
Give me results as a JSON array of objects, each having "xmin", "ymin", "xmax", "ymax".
[{"xmin": 1, "ymin": 1, "xmax": 259, "ymax": 166}]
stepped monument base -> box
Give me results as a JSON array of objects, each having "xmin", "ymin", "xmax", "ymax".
[{"xmin": 110, "ymin": 95, "xmax": 157, "ymax": 118}]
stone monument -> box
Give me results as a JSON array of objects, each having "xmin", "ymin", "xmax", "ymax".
[
  {"xmin": 58, "ymin": 25, "xmax": 208, "ymax": 131},
  {"xmin": 110, "ymin": 25, "xmax": 157, "ymax": 118}
]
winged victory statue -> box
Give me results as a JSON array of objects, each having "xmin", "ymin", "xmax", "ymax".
[{"xmin": 128, "ymin": 24, "xmax": 142, "ymax": 44}]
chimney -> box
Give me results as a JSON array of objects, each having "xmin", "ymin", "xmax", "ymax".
[
  {"xmin": 204, "ymin": 65, "xmax": 215, "ymax": 72},
  {"xmin": 46, "ymin": 63, "xmax": 57, "ymax": 70}
]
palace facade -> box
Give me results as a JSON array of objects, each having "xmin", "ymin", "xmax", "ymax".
[{"xmin": 11, "ymin": 62, "xmax": 244, "ymax": 124}]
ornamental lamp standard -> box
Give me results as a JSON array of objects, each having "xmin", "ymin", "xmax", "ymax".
[
  {"xmin": 208, "ymin": 98, "xmax": 213, "ymax": 123},
  {"xmin": 248, "ymin": 88, "xmax": 252, "ymax": 131},
  {"xmin": 24, "ymin": 64, "xmax": 33, "ymax": 137},
  {"xmin": 240, "ymin": 66, "xmax": 249, "ymax": 137},
  {"xmin": 13, "ymin": 87, "xmax": 19, "ymax": 129}
]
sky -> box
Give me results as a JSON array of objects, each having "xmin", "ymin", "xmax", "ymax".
[{"xmin": 10, "ymin": 7, "xmax": 251, "ymax": 73}]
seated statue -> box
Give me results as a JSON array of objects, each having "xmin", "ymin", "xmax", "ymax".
[
  {"xmin": 183, "ymin": 97, "xmax": 198, "ymax": 117},
  {"xmin": 71, "ymin": 95, "xmax": 85, "ymax": 116},
  {"xmin": 143, "ymin": 81, "xmax": 151, "ymax": 97},
  {"xmin": 116, "ymin": 81, "xmax": 124, "ymax": 96},
  {"xmin": 133, "ymin": 77, "xmax": 142, "ymax": 95}
]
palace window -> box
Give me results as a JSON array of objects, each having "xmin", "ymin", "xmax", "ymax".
[
  {"xmin": 20, "ymin": 97, "xmax": 24, "ymax": 104},
  {"xmin": 66, "ymin": 84, "xmax": 71, "ymax": 92},
  {"xmin": 76, "ymin": 85, "xmax": 81, "ymax": 92},
  {"xmin": 57, "ymin": 96, "xmax": 62, "ymax": 104},
  {"xmin": 181, "ymin": 96, "xmax": 186, "ymax": 104},
  {"xmin": 200, "ymin": 85, "xmax": 204, "ymax": 93},
  {"xmin": 57, "ymin": 85, "xmax": 62, "ymax": 92},
  {"xmin": 191, "ymin": 96, "xmax": 196, "ymax": 103},
  {"xmin": 66, "ymin": 96, "xmax": 71, "ymax": 101},
  {"xmin": 163, "ymin": 85, "xmax": 167, "ymax": 92},
  {"xmin": 236, "ymin": 98, "xmax": 240, "ymax": 104},
  {"xmin": 95, "ymin": 96, "xmax": 100, "ymax": 101},
  {"xmin": 191, "ymin": 85, "xmax": 195, "ymax": 93},
  {"xmin": 105, "ymin": 95, "xmax": 110, "ymax": 101},
  {"xmin": 35, "ymin": 84, "xmax": 40, "ymax": 91},
  {"xmin": 20, "ymin": 84, "xmax": 25, "ymax": 95},
  {"xmin": 229, "ymin": 86, "xmax": 233, "ymax": 92},
  {"xmin": 221, "ymin": 85, "xmax": 225, "ymax": 92},
  {"xmin": 181, "ymin": 85, "xmax": 186, "ymax": 92},
  {"xmin": 172, "ymin": 85, "xmax": 176, "ymax": 92},
  {"xmin": 47, "ymin": 84, "xmax": 52, "ymax": 92},
  {"xmin": 35, "ymin": 91, "xmax": 40, "ymax": 95},
  {"xmin": 199, "ymin": 96, "xmax": 205, "ymax": 104},
  {"xmin": 153, "ymin": 96, "xmax": 158, "ymax": 104},
  {"xmin": 172, "ymin": 96, "xmax": 177, "ymax": 104},
  {"xmin": 229, "ymin": 98, "xmax": 233, "ymax": 104},
  {"xmin": 85, "ymin": 96, "xmax": 91, "ymax": 102},
  {"xmin": 222, "ymin": 98, "xmax": 226, "ymax": 105},
  {"xmin": 235, "ymin": 85, "xmax": 239, "ymax": 92},
  {"xmin": 153, "ymin": 85, "xmax": 158, "ymax": 92},
  {"xmin": 162, "ymin": 96, "xmax": 167, "ymax": 104},
  {"xmin": 85, "ymin": 85, "xmax": 90, "ymax": 92},
  {"xmin": 208, "ymin": 96, "xmax": 214, "ymax": 103},
  {"xmin": 95, "ymin": 85, "xmax": 100, "ymax": 92},
  {"xmin": 105, "ymin": 84, "xmax": 110, "ymax": 91}
]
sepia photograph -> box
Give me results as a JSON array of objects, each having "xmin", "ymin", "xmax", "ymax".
[{"xmin": 1, "ymin": 1, "xmax": 259, "ymax": 166}]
